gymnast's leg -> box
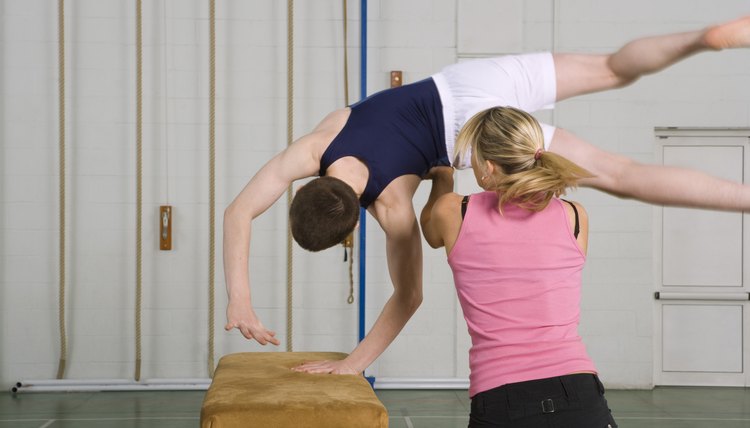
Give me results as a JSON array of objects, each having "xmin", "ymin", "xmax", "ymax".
[
  {"xmin": 548, "ymin": 16, "xmax": 750, "ymax": 211},
  {"xmin": 550, "ymin": 128, "xmax": 750, "ymax": 211},
  {"xmin": 554, "ymin": 15, "xmax": 750, "ymax": 102}
]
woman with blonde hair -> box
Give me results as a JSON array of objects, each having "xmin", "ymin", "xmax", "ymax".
[{"xmin": 422, "ymin": 106, "xmax": 616, "ymax": 427}]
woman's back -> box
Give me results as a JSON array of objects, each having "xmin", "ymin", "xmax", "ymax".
[{"xmin": 448, "ymin": 192, "xmax": 595, "ymax": 397}]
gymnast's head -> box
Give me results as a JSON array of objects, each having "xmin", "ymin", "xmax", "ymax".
[
  {"xmin": 454, "ymin": 106, "xmax": 592, "ymax": 210},
  {"xmin": 289, "ymin": 176, "xmax": 360, "ymax": 251}
]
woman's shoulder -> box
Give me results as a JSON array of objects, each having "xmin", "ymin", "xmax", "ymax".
[
  {"xmin": 434, "ymin": 192, "xmax": 465, "ymax": 213},
  {"xmin": 557, "ymin": 198, "xmax": 587, "ymax": 216},
  {"xmin": 557, "ymin": 198, "xmax": 589, "ymax": 232},
  {"xmin": 431, "ymin": 192, "xmax": 465, "ymax": 225}
]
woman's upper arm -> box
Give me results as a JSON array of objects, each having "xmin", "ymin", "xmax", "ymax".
[
  {"xmin": 422, "ymin": 195, "xmax": 447, "ymax": 248},
  {"xmin": 424, "ymin": 193, "xmax": 463, "ymax": 249}
]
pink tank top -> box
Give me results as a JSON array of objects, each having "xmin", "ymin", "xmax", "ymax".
[{"xmin": 448, "ymin": 192, "xmax": 596, "ymax": 397}]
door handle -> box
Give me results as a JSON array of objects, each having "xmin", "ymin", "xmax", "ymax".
[{"xmin": 654, "ymin": 291, "xmax": 750, "ymax": 301}]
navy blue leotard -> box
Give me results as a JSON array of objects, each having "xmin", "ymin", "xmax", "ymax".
[{"xmin": 319, "ymin": 78, "xmax": 448, "ymax": 208}]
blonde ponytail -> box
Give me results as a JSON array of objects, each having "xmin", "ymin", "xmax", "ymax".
[{"xmin": 456, "ymin": 107, "xmax": 593, "ymax": 211}]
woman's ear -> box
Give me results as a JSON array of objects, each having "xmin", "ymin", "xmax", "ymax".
[{"xmin": 484, "ymin": 159, "xmax": 497, "ymax": 177}]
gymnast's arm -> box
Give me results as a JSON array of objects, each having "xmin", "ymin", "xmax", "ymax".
[
  {"xmin": 223, "ymin": 134, "xmax": 321, "ymax": 346},
  {"xmin": 549, "ymin": 128, "xmax": 750, "ymax": 211},
  {"xmin": 293, "ymin": 179, "xmax": 424, "ymax": 375},
  {"xmin": 349, "ymin": 200, "xmax": 425, "ymax": 372}
]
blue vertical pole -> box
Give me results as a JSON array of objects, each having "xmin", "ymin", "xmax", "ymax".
[
  {"xmin": 358, "ymin": 0, "xmax": 367, "ymax": 344},
  {"xmin": 358, "ymin": 0, "xmax": 374, "ymax": 388},
  {"xmin": 359, "ymin": 0, "xmax": 375, "ymax": 388}
]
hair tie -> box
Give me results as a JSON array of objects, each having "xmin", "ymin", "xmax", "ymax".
[{"xmin": 534, "ymin": 148, "xmax": 544, "ymax": 160}]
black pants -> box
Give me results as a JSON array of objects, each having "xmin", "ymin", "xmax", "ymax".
[{"xmin": 469, "ymin": 374, "xmax": 618, "ymax": 428}]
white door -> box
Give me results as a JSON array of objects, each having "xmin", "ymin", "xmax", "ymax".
[{"xmin": 655, "ymin": 128, "xmax": 750, "ymax": 386}]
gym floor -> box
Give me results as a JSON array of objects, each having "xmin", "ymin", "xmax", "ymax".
[{"xmin": 2, "ymin": 387, "xmax": 749, "ymax": 427}]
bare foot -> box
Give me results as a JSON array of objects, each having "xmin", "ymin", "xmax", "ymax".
[{"xmin": 704, "ymin": 16, "xmax": 750, "ymax": 50}]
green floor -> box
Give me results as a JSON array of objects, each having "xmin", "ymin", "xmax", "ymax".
[{"xmin": 2, "ymin": 387, "xmax": 750, "ymax": 427}]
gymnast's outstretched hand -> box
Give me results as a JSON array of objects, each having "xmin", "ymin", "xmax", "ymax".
[
  {"xmin": 291, "ymin": 359, "xmax": 360, "ymax": 375},
  {"xmin": 225, "ymin": 300, "xmax": 281, "ymax": 346}
]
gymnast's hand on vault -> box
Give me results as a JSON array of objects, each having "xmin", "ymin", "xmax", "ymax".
[
  {"xmin": 291, "ymin": 359, "xmax": 359, "ymax": 375},
  {"xmin": 225, "ymin": 301, "xmax": 281, "ymax": 346}
]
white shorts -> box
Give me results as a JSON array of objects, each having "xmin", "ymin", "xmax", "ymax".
[{"xmin": 431, "ymin": 52, "xmax": 557, "ymax": 169}]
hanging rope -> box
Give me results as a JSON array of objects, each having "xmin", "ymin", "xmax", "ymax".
[
  {"xmin": 56, "ymin": 0, "xmax": 67, "ymax": 380},
  {"xmin": 342, "ymin": 0, "xmax": 350, "ymax": 106},
  {"xmin": 341, "ymin": 1, "xmax": 355, "ymax": 304},
  {"xmin": 348, "ymin": 248, "xmax": 354, "ymax": 304},
  {"xmin": 162, "ymin": 0, "xmax": 170, "ymax": 203},
  {"xmin": 207, "ymin": 0, "xmax": 217, "ymax": 378},
  {"xmin": 286, "ymin": 0, "xmax": 294, "ymax": 353},
  {"xmin": 134, "ymin": 0, "xmax": 144, "ymax": 382},
  {"xmin": 342, "ymin": 0, "xmax": 355, "ymax": 305}
]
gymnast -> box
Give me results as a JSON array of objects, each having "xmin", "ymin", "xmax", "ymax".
[
  {"xmin": 421, "ymin": 106, "xmax": 610, "ymax": 427},
  {"xmin": 223, "ymin": 16, "xmax": 750, "ymax": 375}
]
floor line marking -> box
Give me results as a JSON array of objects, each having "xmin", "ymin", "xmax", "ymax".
[
  {"xmin": 389, "ymin": 415, "xmax": 750, "ymax": 422},
  {"xmin": 0, "ymin": 417, "xmax": 200, "ymax": 422},
  {"xmin": 6, "ymin": 415, "xmax": 750, "ymax": 424},
  {"xmin": 617, "ymin": 416, "xmax": 750, "ymax": 421},
  {"xmin": 404, "ymin": 416, "xmax": 415, "ymax": 428}
]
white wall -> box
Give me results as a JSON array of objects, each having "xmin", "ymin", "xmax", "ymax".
[{"xmin": 1, "ymin": 0, "xmax": 749, "ymax": 389}]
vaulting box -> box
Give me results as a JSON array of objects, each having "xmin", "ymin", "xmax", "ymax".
[{"xmin": 200, "ymin": 352, "xmax": 388, "ymax": 428}]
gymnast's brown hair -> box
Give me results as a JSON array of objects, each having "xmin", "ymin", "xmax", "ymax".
[{"xmin": 289, "ymin": 176, "xmax": 359, "ymax": 251}]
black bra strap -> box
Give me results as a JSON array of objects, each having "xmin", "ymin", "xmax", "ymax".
[
  {"xmin": 562, "ymin": 199, "xmax": 579, "ymax": 238},
  {"xmin": 461, "ymin": 195, "xmax": 469, "ymax": 219}
]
